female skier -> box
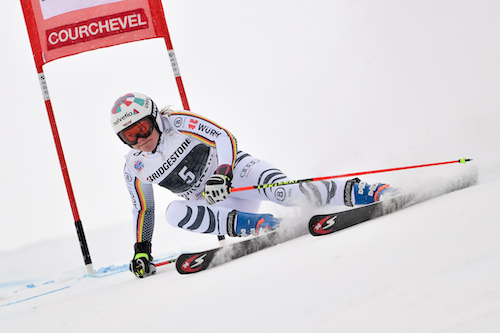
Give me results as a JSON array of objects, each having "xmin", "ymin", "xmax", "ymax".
[{"xmin": 110, "ymin": 92, "xmax": 393, "ymax": 278}]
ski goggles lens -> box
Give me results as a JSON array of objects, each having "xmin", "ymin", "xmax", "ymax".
[{"xmin": 118, "ymin": 117, "xmax": 155, "ymax": 145}]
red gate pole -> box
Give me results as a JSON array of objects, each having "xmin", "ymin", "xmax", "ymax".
[
  {"xmin": 150, "ymin": 0, "xmax": 191, "ymax": 111},
  {"xmin": 20, "ymin": 0, "xmax": 94, "ymax": 276}
]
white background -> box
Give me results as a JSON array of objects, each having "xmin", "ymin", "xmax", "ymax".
[{"xmin": 1, "ymin": 1, "xmax": 499, "ymax": 331}]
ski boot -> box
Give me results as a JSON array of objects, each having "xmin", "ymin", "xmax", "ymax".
[
  {"xmin": 227, "ymin": 210, "xmax": 280, "ymax": 237},
  {"xmin": 345, "ymin": 178, "xmax": 399, "ymax": 206}
]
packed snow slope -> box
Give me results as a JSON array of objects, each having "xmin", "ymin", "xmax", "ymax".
[
  {"xmin": 1, "ymin": 168, "xmax": 499, "ymax": 333},
  {"xmin": 1, "ymin": 0, "xmax": 500, "ymax": 332}
]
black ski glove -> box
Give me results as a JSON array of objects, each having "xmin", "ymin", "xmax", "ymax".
[{"xmin": 129, "ymin": 241, "xmax": 156, "ymax": 278}]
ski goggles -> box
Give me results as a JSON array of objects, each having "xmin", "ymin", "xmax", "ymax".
[{"xmin": 118, "ymin": 116, "xmax": 155, "ymax": 146}]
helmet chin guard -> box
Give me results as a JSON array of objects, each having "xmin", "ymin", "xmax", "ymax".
[{"xmin": 110, "ymin": 93, "xmax": 164, "ymax": 143}]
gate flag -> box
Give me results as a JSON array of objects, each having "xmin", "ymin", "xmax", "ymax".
[{"xmin": 21, "ymin": 0, "xmax": 169, "ymax": 65}]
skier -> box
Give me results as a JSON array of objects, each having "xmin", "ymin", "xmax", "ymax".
[{"xmin": 110, "ymin": 92, "xmax": 394, "ymax": 278}]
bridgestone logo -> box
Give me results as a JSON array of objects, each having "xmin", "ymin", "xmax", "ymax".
[
  {"xmin": 148, "ymin": 138, "xmax": 191, "ymax": 182},
  {"xmin": 46, "ymin": 9, "xmax": 149, "ymax": 50}
]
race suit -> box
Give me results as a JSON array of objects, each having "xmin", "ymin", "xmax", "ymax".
[{"xmin": 123, "ymin": 111, "xmax": 350, "ymax": 243}]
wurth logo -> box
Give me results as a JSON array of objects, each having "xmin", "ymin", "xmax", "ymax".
[
  {"xmin": 46, "ymin": 9, "xmax": 149, "ymax": 50},
  {"xmin": 188, "ymin": 119, "xmax": 198, "ymax": 130}
]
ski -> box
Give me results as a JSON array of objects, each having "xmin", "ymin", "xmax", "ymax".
[
  {"xmin": 309, "ymin": 194, "xmax": 414, "ymax": 236},
  {"xmin": 309, "ymin": 169, "xmax": 478, "ymax": 236},
  {"xmin": 177, "ymin": 169, "xmax": 478, "ymax": 274},
  {"xmin": 176, "ymin": 231, "xmax": 281, "ymax": 274}
]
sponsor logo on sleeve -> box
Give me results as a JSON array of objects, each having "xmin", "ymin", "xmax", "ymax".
[
  {"xmin": 134, "ymin": 160, "xmax": 144, "ymax": 171},
  {"xmin": 188, "ymin": 119, "xmax": 198, "ymax": 130}
]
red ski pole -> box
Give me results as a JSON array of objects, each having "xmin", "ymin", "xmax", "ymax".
[
  {"xmin": 231, "ymin": 158, "xmax": 473, "ymax": 193},
  {"xmin": 155, "ymin": 258, "xmax": 177, "ymax": 267}
]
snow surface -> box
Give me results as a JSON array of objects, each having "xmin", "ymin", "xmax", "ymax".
[{"xmin": 1, "ymin": 0, "xmax": 500, "ymax": 332}]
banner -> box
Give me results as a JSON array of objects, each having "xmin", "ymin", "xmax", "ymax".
[{"xmin": 21, "ymin": 0, "xmax": 168, "ymax": 65}]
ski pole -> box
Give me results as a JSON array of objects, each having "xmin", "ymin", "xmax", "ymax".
[
  {"xmin": 231, "ymin": 158, "xmax": 472, "ymax": 193},
  {"xmin": 155, "ymin": 258, "xmax": 177, "ymax": 267}
]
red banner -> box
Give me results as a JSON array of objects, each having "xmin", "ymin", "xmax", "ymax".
[{"xmin": 21, "ymin": 0, "xmax": 168, "ymax": 66}]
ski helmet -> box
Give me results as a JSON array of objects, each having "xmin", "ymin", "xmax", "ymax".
[{"xmin": 110, "ymin": 92, "xmax": 164, "ymax": 146}]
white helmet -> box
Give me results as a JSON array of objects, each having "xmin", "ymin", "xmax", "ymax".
[{"xmin": 110, "ymin": 92, "xmax": 164, "ymax": 146}]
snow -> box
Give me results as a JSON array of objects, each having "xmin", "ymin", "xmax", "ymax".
[
  {"xmin": 2, "ymin": 176, "xmax": 499, "ymax": 332},
  {"xmin": 1, "ymin": 0, "xmax": 500, "ymax": 332}
]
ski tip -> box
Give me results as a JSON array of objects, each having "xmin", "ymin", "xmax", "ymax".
[{"xmin": 459, "ymin": 158, "xmax": 472, "ymax": 164}]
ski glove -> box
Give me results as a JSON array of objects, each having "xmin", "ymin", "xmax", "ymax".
[
  {"xmin": 129, "ymin": 241, "xmax": 156, "ymax": 278},
  {"xmin": 204, "ymin": 164, "xmax": 233, "ymax": 205}
]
